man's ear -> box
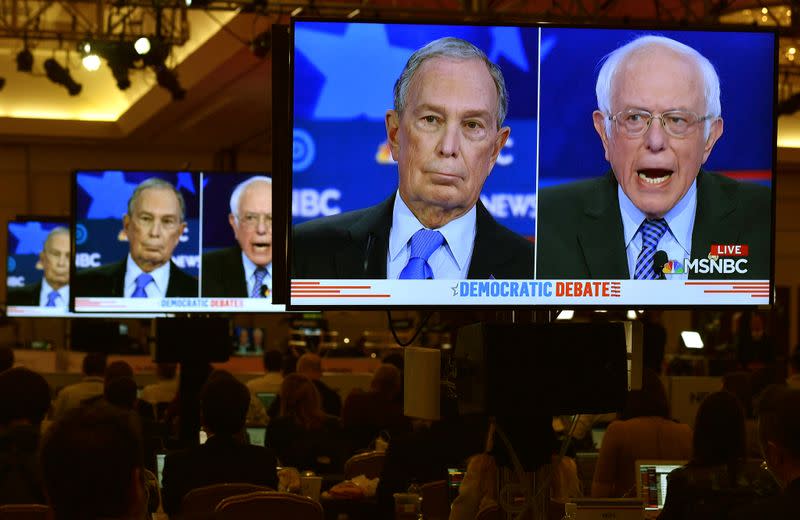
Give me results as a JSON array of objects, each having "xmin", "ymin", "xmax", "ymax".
[
  {"xmin": 385, "ymin": 110, "xmax": 401, "ymax": 161},
  {"xmin": 593, "ymin": 110, "xmax": 611, "ymax": 162},
  {"xmin": 487, "ymin": 126, "xmax": 511, "ymax": 171},
  {"xmin": 702, "ymin": 117, "xmax": 724, "ymax": 164}
]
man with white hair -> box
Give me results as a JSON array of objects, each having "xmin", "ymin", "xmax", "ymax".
[
  {"xmin": 536, "ymin": 35, "xmax": 770, "ymax": 280},
  {"xmin": 7, "ymin": 227, "xmax": 70, "ymax": 307},
  {"xmin": 202, "ymin": 176, "xmax": 273, "ymax": 298},
  {"xmin": 293, "ymin": 37, "xmax": 533, "ymax": 280}
]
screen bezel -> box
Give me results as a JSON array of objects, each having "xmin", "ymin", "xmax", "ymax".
[{"xmin": 284, "ymin": 19, "xmax": 778, "ymax": 310}]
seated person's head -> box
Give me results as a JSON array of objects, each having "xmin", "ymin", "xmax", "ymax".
[
  {"xmin": 156, "ymin": 362, "xmax": 177, "ymax": 381},
  {"xmin": 82, "ymin": 352, "xmax": 107, "ymax": 377},
  {"xmin": 621, "ymin": 368, "xmax": 670, "ymax": 420},
  {"xmin": 105, "ymin": 376, "xmax": 138, "ymax": 410},
  {"xmin": 279, "ymin": 373, "xmax": 325, "ymax": 429},
  {"xmin": 263, "ymin": 349, "xmax": 283, "ymax": 374},
  {"xmin": 0, "ymin": 367, "xmax": 51, "ymax": 429},
  {"xmin": 0, "ymin": 346, "xmax": 14, "ymax": 372},
  {"xmin": 370, "ymin": 364, "xmax": 401, "ymax": 397},
  {"xmin": 297, "ymin": 353, "xmax": 322, "ymax": 380},
  {"xmin": 722, "ymin": 371, "xmax": 754, "ymax": 418},
  {"xmin": 381, "ymin": 352, "xmax": 404, "ymax": 373},
  {"xmin": 40, "ymin": 402, "xmax": 145, "ymax": 520},
  {"xmin": 104, "ymin": 360, "xmax": 134, "ymax": 388},
  {"xmin": 692, "ymin": 391, "xmax": 746, "ymax": 466},
  {"xmin": 758, "ymin": 388, "xmax": 800, "ymax": 488},
  {"xmin": 200, "ymin": 370, "xmax": 250, "ymax": 436}
]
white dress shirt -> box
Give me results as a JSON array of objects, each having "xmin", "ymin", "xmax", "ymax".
[
  {"xmin": 387, "ymin": 191, "xmax": 476, "ymax": 280},
  {"xmin": 39, "ymin": 279, "xmax": 69, "ymax": 308},
  {"xmin": 123, "ymin": 254, "xmax": 172, "ymax": 298},
  {"xmin": 619, "ymin": 180, "xmax": 697, "ymax": 280},
  {"xmin": 242, "ymin": 252, "xmax": 272, "ymax": 300}
]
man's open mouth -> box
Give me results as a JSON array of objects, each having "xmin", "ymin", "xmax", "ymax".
[
  {"xmin": 637, "ymin": 168, "xmax": 673, "ymax": 185},
  {"xmin": 252, "ymin": 242, "xmax": 271, "ymax": 252}
]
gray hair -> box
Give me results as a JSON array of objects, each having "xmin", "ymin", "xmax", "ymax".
[
  {"xmin": 229, "ymin": 176, "xmax": 272, "ymax": 222},
  {"xmin": 393, "ymin": 37, "xmax": 509, "ymax": 129},
  {"xmin": 127, "ymin": 177, "xmax": 186, "ymax": 222},
  {"xmin": 43, "ymin": 227, "xmax": 70, "ymax": 250},
  {"xmin": 596, "ymin": 35, "xmax": 721, "ymax": 139}
]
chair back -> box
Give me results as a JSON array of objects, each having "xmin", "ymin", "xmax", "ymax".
[
  {"xmin": 343, "ymin": 451, "xmax": 385, "ymax": 480},
  {"xmin": 180, "ymin": 482, "xmax": 273, "ymax": 519},
  {"xmin": 475, "ymin": 503, "xmax": 502, "ymax": 520},
  {"xmin": 0, "ymin": 504, "xmax": 49, "ymax": 520},
  {"xmin": 421, "ymin": 480, "xmax": 449, "ymax": 520},
  {"xmin": 215, "ymin": 491, "xmax": 323, "ymax": 519}
]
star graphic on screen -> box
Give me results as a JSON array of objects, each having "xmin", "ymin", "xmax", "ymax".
[
  {"xmin": 451, "ymin": 284, "xmax": 459, "ymax": 296},
  {"xmin": 295, "ymin": 24, "xmax": 412, "ymax": 120},
  {"xmin": 8, "ymin": 222, "xmax": 51, "ymax": 255},
  {"xmin": 488, "ymin": 27, "xmax": 529, "ymax": 72},
  {"xmin": 79, "ymin": 171, "xmax": 138, "ymax": 219},
  {"xmin": 176, "ymin": 172, "xmax": 196, "ymax": 194}
]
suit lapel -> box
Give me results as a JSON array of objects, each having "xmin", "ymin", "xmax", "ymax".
[
  {"xmin": 468, "ymin": 201, "xmax": 514, "ymax": 279},
  {"xmin": 112, "ymin": 261, "xmax": 126, "ymax": 297},
  {"xmin": 336, "ymin": 196, "xmax": 394, "ymax": 278},
  {"xmin": 689, "ymin": 170, "xmax": 739, "ymax": 280},
  {"xmin": 226, "ymin": 247, "xmax": 249, "ymax": 296},
  {"xmin": 577, "ymin": 174, "xmax": 629, "ymax": 278}
]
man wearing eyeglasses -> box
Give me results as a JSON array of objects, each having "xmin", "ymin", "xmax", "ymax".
[
  {"xmin": 201, "ymin": 176, "xmax": 273, "ymax": 298},
  {"xmin": 74, "ymin": 177, "xmax": 198, "ymax": 297},
  {"xmin": 536, "ymin": 35, "xmax": 770, "ymax": 280}
]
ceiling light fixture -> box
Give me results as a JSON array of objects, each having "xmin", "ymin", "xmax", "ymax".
[
  {"xmin": 44, "ymin": 58, "xmax": 82, "ymax": 96},
  {"xmin": 16, "ymin": 48, "xmax": 33, "ymax": 72}
]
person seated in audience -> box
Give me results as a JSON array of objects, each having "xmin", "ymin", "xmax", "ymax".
[
  {"xmin": 722, "ymin": 371, "xmax": 761, "ymax": 458},
  {"xmin": 161, "ymin": 370, "xmax": 278, "ymax": 516},
  {"xmin": 0, "ymin": 367, "xmax": 50, "ymax": 505},
  {"xmin": 52, "ymin": 351, "xmax": 106, "ymax": 420},
  {"xmin": 729, "ymin": 388, "xmax": 800, "ymax": 519},
  {"xmin": 266, "ymin": 373, "xmax": 345, "ymax": 473},
  {"xmin": 40, "ymin": 402, "xmax": 148, "ymax": 520},
  {"xmin": 84, "ymin": 360, "xmax": 156, "ymax": 421},
  {"xmin": 592, "ymin": 369, "xmax": 692, "ymax": 498},
  {"xmin": 267, "ymin": 353, "xmax": 342, "ymax": 419},
  {"xmin": 659, "ymin": 391, "xmax": 779, "ymax": 520},
  {"xmin": 104, "ymin": 376, "xmax": 163, "ymax": 472},
  {"xmin": 342, "ymin": 363, "xmax": 410, "ymax": 452},
  {"xmin": 0, "ymin": 346, "xmax": 14, "ymax": 372},
  {"xmin": 449, "ymin": 418, "xmax": 581, "ymax": 520},
  {"xmin": 247, "ymin": 349, "xmax": 284, "ymax": 395},
  {"xmin": 376, "ymin": 386, "xmax": 489, "ymax": 519},
  {"xmin": 141, "ymin": 362, "xmax": 178, "ymax": 407}
]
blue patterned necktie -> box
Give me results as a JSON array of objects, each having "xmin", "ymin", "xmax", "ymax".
[
  {"xmin": 399, "ymin": 229, "xmax": 445, "ymax": 280},
  {"xmin": 132, "ymin": 273, "xmax": 153, "ymax": 298},
  {"xmin": 252, "ymin": 267, "xmax": 268, "ymax": 298},
  {"xmin": 634, "ymin": 219, "xmax": 669, "ymax": 280},
  {"xmin": 45, "ymin": 290, "xmax": 59, "ymax": 307}
]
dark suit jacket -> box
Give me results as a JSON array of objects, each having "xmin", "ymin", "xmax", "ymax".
[
  {"xmin": 265, "ymin": 415, "xmax": 345, "ymax": 474},
  {"xmin": 6, "ymin": 281, "xmax": 42, "ymax": 306},
  {"xmin": 536, "ymin": 171, "xmax": 771, "ymax": 280},
  {"xmin": 161, "ymin": 434, "xmax": 278, "ymax": 516},
  {"xmin": 74, "ymin": 259, "xmax": 198, "ymax": 297},
  {"xmin": 292, "ymin": 195, "xmax": 534, "ymax": 279},
  {"xmin": 201, "ymin": 246, "xmax": 248, "ymax": 297},
  {"xmin": 728, "ymin": 477, "xmax": 800, "ymax": 520}
]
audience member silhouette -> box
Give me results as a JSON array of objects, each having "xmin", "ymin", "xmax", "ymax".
[
  {"xmin": 659, "ymin": 391, "xmax": 779, "ymax": 520},
  {"xmin": 0, "ymin": 368, "xmax": 50, "ymax": 505},
  {"xmin": 161, "ymin": 370, "xmax": 278, "ymax": 516},
  {"xmin": 40, "ymin": 402, "xmax": 147, "ymax": 520}
]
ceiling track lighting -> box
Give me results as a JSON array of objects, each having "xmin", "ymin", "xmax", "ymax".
[{"xmin": 44, "ymin": 58, "xmax": 82, "ymax": 96}]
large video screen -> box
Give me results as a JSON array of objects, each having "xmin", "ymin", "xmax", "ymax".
[
  {"xmin": 288, "ymin": 21, "xmax": 775, "ymax": 307},
  {"xmin": 72, "ymin": 170, "xmax": 285, "ymax": 313}
]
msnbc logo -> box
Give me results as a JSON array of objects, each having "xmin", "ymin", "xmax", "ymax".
[{"xmin": 662, "ymin": 260, "xmax": 684, "ymax": 274}]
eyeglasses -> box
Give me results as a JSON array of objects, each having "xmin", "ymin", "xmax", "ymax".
[
  {"xmin": 133, "ymin": 213, "xmax": 182, "ymax": 232},
  {"xmin": 608, "ymin": 109, "xmax": 713, "ymax": 138},
  {"xmin": 238, "ymin": 212, "xmax": 272, "ymax": 229}
]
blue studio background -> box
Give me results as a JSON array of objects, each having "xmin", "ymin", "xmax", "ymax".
[
  {"xmin": 538, "ymin": 28, "xmax": 774, "ymax": 189},
  {"xmin": 291, "ymin": 22, "xmax": 539, "ymax": 239},
  {"xmin": 6, "ymin": 220, "xmax": 70, "ymax": 290},
  {"xmin": 74, "ymin": 171, "xmax": 201, "ymax": 277}
]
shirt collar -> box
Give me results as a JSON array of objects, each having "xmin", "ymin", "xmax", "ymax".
[
  {"xmin": 389, "ymin": 190, "xmax": 477, "ymax": 271},
  {"xmin": 618, "ymin": 179, "xmax": 697, "ymax": 254},
  {"xmin": 125, "ymin": 254, "xmax": 171, "ymax": 295},
  {"xmin": 40, "ymin": 278, "xmax": 69, "ymax": 306},
  {"xmin": 241, "ymin": 251, "xmax": 271, "ymax": 280}
]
